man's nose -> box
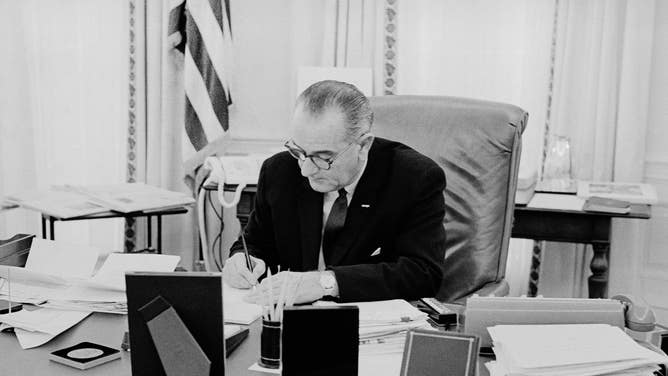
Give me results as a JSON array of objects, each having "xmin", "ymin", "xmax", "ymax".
[{"xmin": 299, "ymin": 158, "xmax": 319, "ymax": 177}]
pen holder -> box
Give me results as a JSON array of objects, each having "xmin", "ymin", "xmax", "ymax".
[{"xmin": 259, "ymin": 319, "xmax": 281, "ymax": 369}]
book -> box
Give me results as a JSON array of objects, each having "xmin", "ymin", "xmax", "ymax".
[
  {"xmin": 49, "ymin": 342, "xmax": 121, "ymax": 370},
  {"xmin": 583, "ymin": 196, "xmax": 631, "ymax": 214},
  {"xmin": 577, "ymin": 181, "xmax": 658, "ymax": 204}
]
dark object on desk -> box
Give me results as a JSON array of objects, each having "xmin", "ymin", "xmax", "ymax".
[
  {"xmin": 49, "ymin": 341, "xmax": 121, "ymax": 370},
  {"xmin": 119, "ymin": 327, "xmax": 249, "ymax": 357},
  {"xmin": 0, "ymin": 233, "xmax": 33, "ymax": 267},
  {"xmin": 226, "ymin": 326, "xmax": 249, "ymax": 357},
  {"xmin": 400, "ymin": 329, "xmax": 479, "ymax": 376},
  {"xmin": 282, "ymin": 305, "xmax": 359, "ymax": 376},
  {"xmin": 0, "ymin": 299, "xmax": 23, "ymax": 314},
  {"xmin": 126, "ymin": 272, "xmax": 225, "ymax": 376},
  {"xmin": 259, "ymin": 319, "xmax": 281, "ymax": 369},
  {"xmin": 418, "ymin": 297, "xmax": 458, "ymax": 326},
  {"xmin": 583, "ymin": 196, "xmax": 631, "ymax": 214},
  {"xmin": 139, "ymin": 295, "xmax": 211, "ymax": 376}
]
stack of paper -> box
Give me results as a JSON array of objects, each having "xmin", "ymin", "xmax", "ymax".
[
  {"xmin": 486, "ymin": 324, "xmax": 668, "ymax": 376},
  {"xmin": 0, "ymin": 239, "xmax": 180, "ymax": 314},
  {"xmin": 5, "ymin": 183, "xmax": 194, "ymax": 218},
  {"xmin": 316, "ymin": 299, "xmax": 430, "ymax": 355},
  {"xmin": 75, "ymin": 183, "xmax": 195, "ymax": 213},
  {"xmin": 0, "ymin": 308, "xmax": 91, "ymax": 349}
]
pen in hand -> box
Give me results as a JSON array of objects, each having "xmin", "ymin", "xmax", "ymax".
[{"xmin": 240, "ymin": 232, "xmax": 257, "ymax": 287}]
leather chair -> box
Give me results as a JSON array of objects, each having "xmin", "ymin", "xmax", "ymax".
[{"xmin": 370, "ymin": 96, "xmax": 528, "ymax": 302}]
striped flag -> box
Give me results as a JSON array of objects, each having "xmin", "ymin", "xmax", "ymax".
[{"xmin": 168, "ymin": 0, "xmax": 233, "ymax": 151}]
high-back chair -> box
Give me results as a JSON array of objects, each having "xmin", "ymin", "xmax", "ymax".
[{"xmin": 370, "ymin": 96, "xmax": 528, "ymax": 302}]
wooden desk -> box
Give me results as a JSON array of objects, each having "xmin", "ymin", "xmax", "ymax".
[
  {"xmin": 512, "ymin": 204, "xmax": 651, "ymax": 299},
  {"xmin": 40, "ymin": 207, "xmax": 189, "ymax": 254},
  {"xmin": 208, "ymin": 185, "xmax": 652, "ymax": 299},
  {"xmin": 0, "ymin": 312, "xmax": 491, "ymax": 375}
]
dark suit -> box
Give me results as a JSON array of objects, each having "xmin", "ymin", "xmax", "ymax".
[{"xmin": 230, "ymin": 137, "xmax": 446, "ymax": 302}]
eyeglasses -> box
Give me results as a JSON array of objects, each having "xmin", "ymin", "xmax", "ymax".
[{"xmin": 284, "ymin": 139, "xmax": 359, "ymax": 170}]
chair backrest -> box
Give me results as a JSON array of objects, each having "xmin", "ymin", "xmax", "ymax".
[{"xmin": 369, "ymin": 96, "xmax": 528, "ymax": 301}]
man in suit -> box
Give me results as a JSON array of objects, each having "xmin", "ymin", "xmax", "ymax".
[{"xmin": 222, "ymin": 80, "xmax": 445, "ymax": 303}]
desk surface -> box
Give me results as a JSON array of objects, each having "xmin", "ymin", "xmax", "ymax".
[{"xmin": 0, "ymin": 313, "xmax": 491, "ymax": 376}]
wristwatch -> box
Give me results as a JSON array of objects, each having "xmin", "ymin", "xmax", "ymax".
[{"xmin": 319, "ymin": 272, "xmax": 338, "ymax": 297}]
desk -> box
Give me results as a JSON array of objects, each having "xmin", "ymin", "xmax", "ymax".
[
  {"xmin": 208, "ymin": 185, "xmax": 652, "ymax": 299},
  {"xmin": 40, "ymin": 207, "xmax": 189, "ymax": 254},
  {"xmin": 512, "ymin": 204, "xmax": 651, "ymax": 299},
  {"xmin": 0, "ymin": 312, "xmax": 492, "ymax": 376}
]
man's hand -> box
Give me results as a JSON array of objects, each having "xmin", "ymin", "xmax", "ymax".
[
  {"xmin": 244, "ymin": 271, "xmax": 325, "ymax": 305},
  {"xmin": 222, "ymin": 252, "xmax": 266, "ymax": 289}
]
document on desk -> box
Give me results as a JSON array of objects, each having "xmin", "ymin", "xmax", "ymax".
[
  {"xmin": 223, "ymin": 283, "xmax": 262, "ymax": 325},
  {"xmin": 0, "ymin": 308, "xmax": 91, "ymax": 349},
  {"xmin": 81, "ymin": 253, "xmax": 181, "ymax": 291},
  {"xmin": 486, "ymin": 324, "xmax": 668, "ymax": 376},
  {"xmin": 528, "ymin": 193, "xmax": 585, "ymax": 211},
  {"xmin": 24, "ymin": 238, "xmax": 99, "ymax": 279}
]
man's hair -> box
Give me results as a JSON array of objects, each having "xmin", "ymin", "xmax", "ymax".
[{"xmin": 296, "ymin": 80, "xmax": 374, "ymax": 139}]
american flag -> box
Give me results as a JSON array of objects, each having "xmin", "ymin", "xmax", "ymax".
[{"xmin": 168, "ymin": 0, "xmax": 233, "ymax": 151}]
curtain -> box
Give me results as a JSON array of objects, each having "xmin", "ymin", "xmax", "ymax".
[
  {"xmin": 396, "ymin": 0, "xmax": 556, "ymax": 296},
  {"xmin": 0, "ymin": 1, "xmax": 128, "ymax": 253},
  {"xmin": 538, "ymin": 0, "xmax": 655, "ymax": 298}
]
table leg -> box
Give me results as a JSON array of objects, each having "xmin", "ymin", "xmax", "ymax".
[
  {"xmin": 49, "ymin": 218, "xmax": 55, "ymax": 240},
  {"xmin": 157, "ymin": 215, "xmax": 162, "ymax": 254},
  {"xmin": 527, "ymin": 241, "xmax": 542, "ymax": 297},
  {"xmin": 588, "ymin": 243, "xmax": 609, "ymax": 298},
  {"xmin": 41, "ymin": 216, "xmax": 47, "ymax": 239}
]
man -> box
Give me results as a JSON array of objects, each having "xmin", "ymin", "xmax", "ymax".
[{"xmin": 223, "ymin": 80, "xmax": 445, "ymax": 303}]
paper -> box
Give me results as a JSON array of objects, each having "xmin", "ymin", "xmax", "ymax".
[
  {"xmin": 14, "ymin": 328, "xmax": 58, "ymax": 349},
  {"xmin": 87, "ymin": 253, "xmax": 180, "ymax": 291},
  {"xmin": 527, "ymin": 193, "xmax": 585, "ymax": 211},
  {"xmin": 5, "ymin": 186, "xmax": 108, "ymax": 218},
  {"xmin": 223, "ymin": 283, "xmax": 262, "ymax": 325},
  {"xmin": 24, "ymin": 238, "xmax": 99, "ymax": 279},
  {"xmin": 76, "ymin": 183, "xmax": 195, "ymax": 213},
  {"xmin": 488, "ymin": 324, "xmax": 668, "ymax": 376},
  {"xmin": 0, "ymin": 307, "xmax": 91, "ymax": 335},
  {"xmin": 316, "ymin": 299, "xmax": 427, "ymax": 324}
]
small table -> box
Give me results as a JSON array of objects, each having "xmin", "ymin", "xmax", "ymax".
[
  {"xmin": 40, "ymin": 207, "xmax": 189, "ymax": 254},
  {"xmin": 512, "ymin": 204, "xmax": 651, "ymax": 299}
]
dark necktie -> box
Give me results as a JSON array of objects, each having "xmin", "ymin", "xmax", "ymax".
[{"xmin": 322, "ymin": 188, "xmax": 348, "ymax": 265}]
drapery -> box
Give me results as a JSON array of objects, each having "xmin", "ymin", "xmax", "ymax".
[
  {"xmin": 395, "ymin": 0, "xmax": 556, "ymax": 295},
  {"xmin": 538, "ymin": 0, "xmax": 655, "ymax": 298},
  {"xmin": 0, "ymin": 1, "xmax": 128, "ymax": 252}
]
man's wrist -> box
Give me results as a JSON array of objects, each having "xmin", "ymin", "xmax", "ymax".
[{"xmin": 319, "ymin": 271, "xmax": 339, "ymax": 297}]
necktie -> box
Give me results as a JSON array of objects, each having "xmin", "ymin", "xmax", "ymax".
[{"xmin": 322, "ymin": 188, "xmax": 348, "ymax": 265}]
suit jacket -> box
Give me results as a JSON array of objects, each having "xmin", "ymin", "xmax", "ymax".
[{"xmin": 229, "ymin": 137, "xmax": 446, "ymax": 302}]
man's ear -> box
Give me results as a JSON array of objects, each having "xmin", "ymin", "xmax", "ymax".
[{"xmin": 359, "ymin": 133, "xmax": 375, "ymax": 152}]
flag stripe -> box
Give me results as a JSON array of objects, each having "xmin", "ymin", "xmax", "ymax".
[
  {"xmin": 184, "ymin": 97, "xmax": 208, "ymax": 150},
  {"xmin": 186, "ymin": 0, "xmax": 231, "ymax": 98},
  {"xmin": 185, "ymin": 48, "xmax": 227, "ymax": 138},
  {"xmin": 207, "ymin": 0, "xmax": 225, "ymax": 33},
  {"xmin": 185, "ymin": 17, "xmax": 229, "ymax": 131}
]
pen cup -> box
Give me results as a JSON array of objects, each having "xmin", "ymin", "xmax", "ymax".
[{"xmin": 259, "ymin": 319, "xmax": 281, "ymax": 369}]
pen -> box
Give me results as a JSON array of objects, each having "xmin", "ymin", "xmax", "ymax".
[{"xmin": 240, "ymin": 232, "xmax": 257, "ymax": 286}]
